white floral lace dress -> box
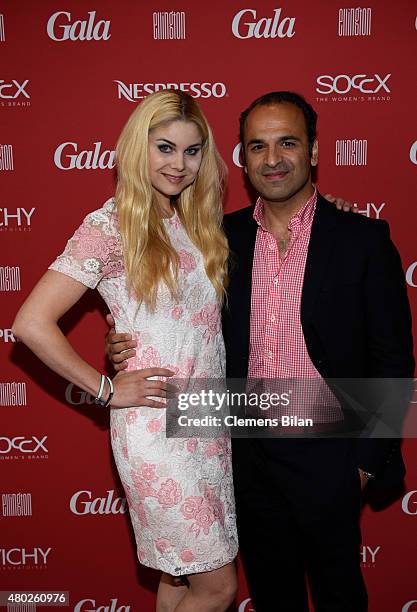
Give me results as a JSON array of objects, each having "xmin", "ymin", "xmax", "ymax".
[{"xmin": 49, "ymin": 198, "xmax": 237, "ymax": 575}]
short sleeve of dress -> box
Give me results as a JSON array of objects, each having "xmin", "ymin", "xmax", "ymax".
[{"xmin": 48, "ymin": 198, "xmax": 124, "ymax": 289}]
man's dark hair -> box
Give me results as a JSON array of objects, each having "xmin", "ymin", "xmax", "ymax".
[{"xmin": 239, "ymin": 91, "xmax": 318, "ymax": 156}]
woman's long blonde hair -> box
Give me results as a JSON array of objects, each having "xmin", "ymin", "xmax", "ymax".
[{"xmin": 115, "ymin": 90, "xmax": 228, "ymax": 310}]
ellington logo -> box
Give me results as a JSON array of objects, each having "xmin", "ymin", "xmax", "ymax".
[
  {"xmin": 402, "ymin": 490, "xmax": 417, "ymax": 515},
  {"xmin": 338, "ymin": 8, "xmax": 372, "ymax": 36},
  {"xmin": 0, "ymin": 144, "xmax": 14, "ymax": 170},
  {"xmin": 54, "ymin": 142, "xmax": 115, "ymax": 170},
  {"xmin": 231, "ymin": 8, "xmax": 295, "ymax": 39},
  {"xmin": 70, "ymin": 490, "xmax": 127, "ymax": 515},
  {"xmin": 335, "ymin": 139, "xmax": 368, "ymax": 166},
  {"xmin": 46, "ymin": 11, "xmax": 111, "ymax": 41},
  {"xmin": 74, "ymin": 599, "xmax": 130, "ymax": 612},
  {"xmin": 153, "ymin": 11, "xmax": 186, "ymax": 39},
  {"xmin": 0, "ymin": 266, "xmax": 21, "ymax": 291},
  {"xmin": 0, "ymin": 382, "xmax": 27, "ymax": 406},
  {"xmin": 2, "ymin": 493, "xmax": 32, "ymax": 517}
]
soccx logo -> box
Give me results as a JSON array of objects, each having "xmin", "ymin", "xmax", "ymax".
[
  {"xmin": 402, "ymin": 602, "xmax": 417, "ymax": 612},
  {"xmin": 54, "ymin": 142, "xmax": 115, "ymax": 170},
  {"xmin": 46, "ymin": 11, "xmax": 111, "ymax": 41},
  {"xmin": 316, "ymin": 73, "xmax": 391, "ymax": 95}
]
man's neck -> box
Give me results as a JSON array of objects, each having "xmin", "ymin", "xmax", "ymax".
[{"xmin": 262, "ymin": 184, "xmax": 315, "ymax": 236}]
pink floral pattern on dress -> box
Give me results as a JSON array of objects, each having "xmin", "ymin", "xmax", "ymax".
[
  {"xmin": 156, "ymin": 478, "xmax": 182, "ymax": 508},
  {"xmin": 50, "ymin": 199, "xmax": 237, "ymax": 576},
  {"xmin": 137, "ymin": 346, "xmax": 161, "ymax": 369},
  {"xmin": 180, "ymin": 549, "xmax": 195, "ymax": 563},
  {"xmin": 178, "ymin": 250, "xmax": 197, "ymax": 274},
  {"xmin": 191, "ymin": 304, "xmax": 221, "ymax": 343},
  {"xmin": 171, "ymin": 306, "xmax": 183, "ymax": 320},
  {"xmin": 146, "ymin": 418, "xmax": 162, "ymax": 434}
]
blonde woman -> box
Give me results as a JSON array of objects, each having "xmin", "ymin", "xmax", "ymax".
[{"xmin": 13, "ymin": 90, "xmax": 238, "ymax": 612}]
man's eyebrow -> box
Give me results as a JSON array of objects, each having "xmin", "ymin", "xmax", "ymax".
[
  {"xmin": 247, "ymin": 135, "xmax": 301, "ymax": 146},
  {"xmin": 246, "ymin": 138, "xmax": 265, "ymax": 146}
]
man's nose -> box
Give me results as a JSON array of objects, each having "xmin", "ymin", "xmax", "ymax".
[{"xmin": 265, "ymin": 146, "xmax": 283, "ymax": 167}]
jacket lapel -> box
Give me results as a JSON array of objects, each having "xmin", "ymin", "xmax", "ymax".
[{"xmin": 301, "ymin": 195, "xmax": 339, "ymax": 331}]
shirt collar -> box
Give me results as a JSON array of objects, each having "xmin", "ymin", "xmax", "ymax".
[{"xmin": 253, "ymin": 187, "xmax": 317, "ymax": 232}]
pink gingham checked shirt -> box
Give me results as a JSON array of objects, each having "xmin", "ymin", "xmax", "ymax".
[{"xmin": 248, "ymin": 189, "xmax": 342, "ymax": 423}]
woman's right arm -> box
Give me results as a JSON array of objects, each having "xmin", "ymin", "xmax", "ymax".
[{"xmin": 12, "ymin": 270, "xmax": 172, "ymax": 408}]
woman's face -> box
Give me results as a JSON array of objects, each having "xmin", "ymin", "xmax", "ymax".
[{"xmin": 148, "ymin": 120, "xmax": 203, "ymax": 208}]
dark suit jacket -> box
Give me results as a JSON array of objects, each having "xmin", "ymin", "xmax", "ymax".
[{"xmin": 222, "ymin": 193, "xmax": 414, "ymax": 484}]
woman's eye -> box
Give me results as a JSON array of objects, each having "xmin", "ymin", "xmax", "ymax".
[
  {"xmin": 186, "ymin": 148, "xmax": 200, "ymax": 156},
  {"xmin": 158, "ymin": 144, "xmax": 172, "ymax": 153}
]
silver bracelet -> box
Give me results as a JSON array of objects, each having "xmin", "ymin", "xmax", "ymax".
[{"xmin": 94, "ymin": 374, "xmax": 106, "ymax": 405}]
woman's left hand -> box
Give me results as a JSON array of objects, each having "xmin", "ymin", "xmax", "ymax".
[{"xmin": 325, "ymin": 194, "xmax": 359, "ymax": 213}]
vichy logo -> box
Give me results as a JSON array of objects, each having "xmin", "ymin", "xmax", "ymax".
[
  {"xmin": 0, "ymin": 266, "xmax": 21, "ymax": 291},
  {"xmin": 114, "ymin": 80, "xmax": 227, "ymax": 101},
  {"xmin": 0, "ymin": 547, "xmax": 51, "ymax": 566},
  {"xmin": 74, "ymin": 599, "xmax": 130, "ymax": 612},
  {"xmin": 0, "ymin": 329, "xmax": 16, "ymax": 343},
  {"xmin": 406, "ymin": 262, "xmax": 417, "ymax": 288},
  {"xmin": 410, "ymin": 141, "xmax": 417, "ymax": 165},
  {"xmin": 360, "ymin": 545, "xmax": 380, "ymax": 565},
  {"xmin": 403, "ymin": 602, "xmax": 417, "ymax": 612},
  {"xmin": 338, "ymin": 8, "xmax": 372, "ymax": 37},
  {"xmin": 232, "ymin": 8, "xmax": 295, "ymax": 39},
  {"xmin": 0, "ymin": 79, "xmax": 30, "ymax": 99},
  {"xmin": 402, "ymin": 490, "xmax": 417, "ymax": 515},
  {"xmin": 153, "ymin": 12, "xmax": 186, "ymax": 40},
  {"xmin": 0, "ymin": 435, "xmax": 48, "ymax": 454},
  {"xmin": 46, "ymin": 11, "xmax": 111, "ymax": 41},
  {"xmin": 0, "ymin": 144, "xmax": 14, "ymax": 170},
  {"xmin": 54, "ymin": 142, "xmax": 115, "ymax": 170},
  {"xmin": 2, "ymin": 493, "xmax": 32, "ymax": 517},
  {"xmin": 356, "ymin": 202, "xmax": 385, "ymax": 219},
  {"xmin": 316, "ymin": 74, "xmax": 390, "ymax": 95},
  {"xmin": 0, "ymin": 207, "xmax": 35, "ymax": 228},
  {"xmin": 238, "ymin": 598, "xmax": 255, "ymax": 612},
  {"xmin": 70, "ymin": 490, "xmax": 127, "ymax": 515},
  {"xmin": 0, "ymin": 382, "xmax": 27, "ymax": 406}
]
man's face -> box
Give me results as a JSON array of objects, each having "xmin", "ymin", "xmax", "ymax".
[{"xmin": 243, "ymin": 102, "xmax": 318, "ymax": 206}]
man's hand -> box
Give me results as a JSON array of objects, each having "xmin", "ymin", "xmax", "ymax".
[
  {"xmin": 105, "ymin": 314, "xmax": 137, "ymax": 372},
  {"xmin": 110, "ymin": 367, "xmax": 175, "ymax": 409},
  {"xmin": 325, "ymin": 194, "xmax": 358, "ymax": 213}
]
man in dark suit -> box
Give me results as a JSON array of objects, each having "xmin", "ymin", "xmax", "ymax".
[{"xmin": 222, "ymin": 91, "xmax": 414, "ymax": 611}]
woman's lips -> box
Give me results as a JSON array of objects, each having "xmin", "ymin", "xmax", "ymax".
[{"xmin": 162, "ymin": 173, "xmax": 185, "ymax": 184}]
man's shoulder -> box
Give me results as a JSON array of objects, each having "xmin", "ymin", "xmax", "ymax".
[
  {"xmin": 223, "ymin": 205, "xmax": 257, "ymax": 238},
  {"xmin": 317, "ymin": 194, "xmax": 389, "ymax": 238}
]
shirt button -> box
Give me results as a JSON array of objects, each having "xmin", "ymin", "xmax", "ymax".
[
  {"xmin": 268, "ymin": 243, "xmax": 275, "ymax": 251},
  {"xmin": 270, "ymin": 315, "xmax": 276, "ymax": 323},
  {"xmin": 265, "ymin": 350, "xmax": 273, "ymax": 359},
  {"xmin": 273, "ymin": 275, "xmax": 279, "ymax": 285}
]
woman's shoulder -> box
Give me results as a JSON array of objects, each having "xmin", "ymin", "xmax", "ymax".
[{"xmin": 82, "ymin": 197, "xmax": 119, "ymax": 234}]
